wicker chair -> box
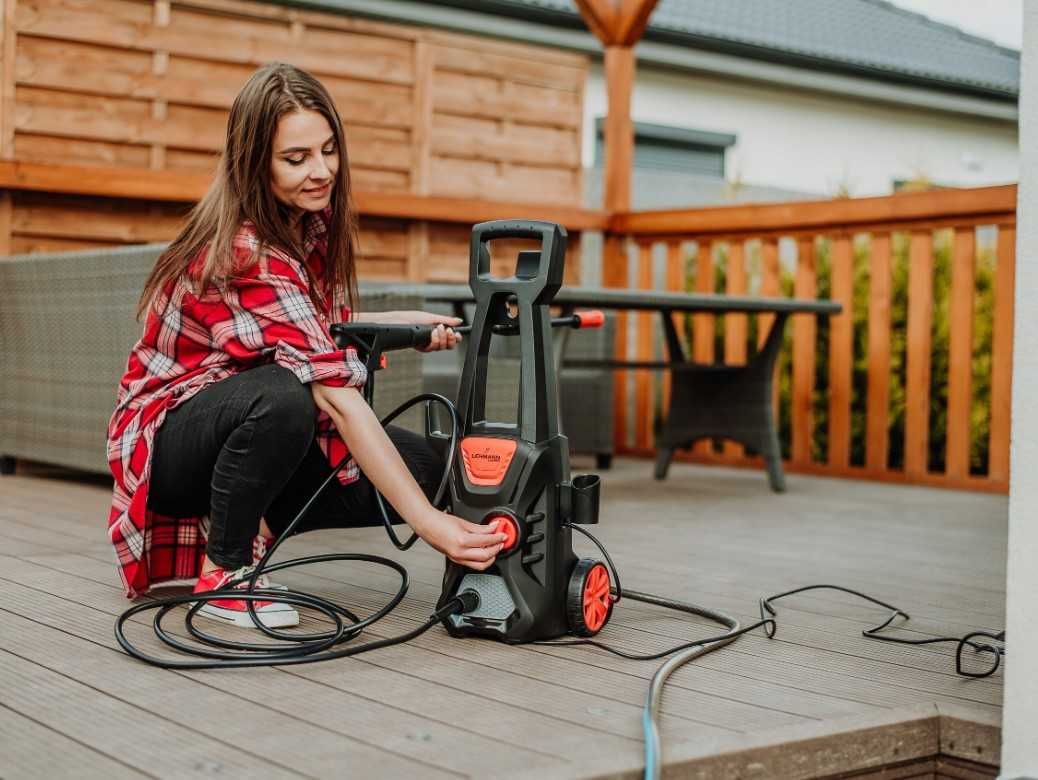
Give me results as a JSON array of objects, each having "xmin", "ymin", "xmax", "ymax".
[{"xmin": 0, "ymin": 244, "xmax": 424, "ymax": 476}]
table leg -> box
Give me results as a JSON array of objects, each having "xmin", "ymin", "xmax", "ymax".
[
  {"xmin": 756, "ymin": 313, "xmax": 787, "ymax": 492},
  {"xmin": 655, "ymin": 309, "xmax": 686, "ymax": 482},
  {"xmin": 655, "ymin": 313, "xmax": 788, "ymax": 492}
]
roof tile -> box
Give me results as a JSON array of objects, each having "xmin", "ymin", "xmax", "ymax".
[{"xmin": 472, "ymin": 0, "xmax": 1019, "ymax": 98}]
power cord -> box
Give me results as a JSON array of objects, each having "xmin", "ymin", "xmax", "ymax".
[
  {"xmin": 761, "ymin": 584, "xmax": 1005, "ymax": 679},
  {"xmin": 533, "ymin": 529, "xmax": 1004, "ymax": 780}
]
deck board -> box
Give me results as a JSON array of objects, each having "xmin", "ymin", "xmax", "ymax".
[
  {"xmin": 0, "ymin": 703, "xmax": 153, "ymax": 779},
  {"xmin": 0, "ymin": 458, "xmax": 1006, "ymax": 778}
]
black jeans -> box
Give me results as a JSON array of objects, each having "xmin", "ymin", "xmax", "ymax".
[{"xmin": 147, "ymin": 363, "xmax": 444, "ymax": 570}]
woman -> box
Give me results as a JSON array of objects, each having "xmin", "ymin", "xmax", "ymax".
[{"xmin": 106, "ymin": 62, "xmax": 506, "ymax": 629}]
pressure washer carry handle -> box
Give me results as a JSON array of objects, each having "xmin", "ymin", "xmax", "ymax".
[{"xmin": 470, "ymin": 220, "xmax": 567, "ymax": 304}]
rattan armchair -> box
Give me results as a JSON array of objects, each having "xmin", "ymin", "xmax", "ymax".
[{"xmin": 0, "ymin": 245, "xmax": 424, "ymax": 476}]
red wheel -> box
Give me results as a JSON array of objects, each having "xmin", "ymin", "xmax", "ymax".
[{"xmin": 567, "ymin": 559, "xmax": 613, "ymax": 636}]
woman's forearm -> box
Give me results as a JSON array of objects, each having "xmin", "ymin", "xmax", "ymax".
[
  {"xmin": 349, "ymin": 310, "xmax": 395, "ymax": 323},
  {"xmin": 310, "ymin": 383, "xmax": 431, "ymax": 529}
]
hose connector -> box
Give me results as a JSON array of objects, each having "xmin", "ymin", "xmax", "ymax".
[{"xmin": 456, "ymin": 589, "xmax": 481, "ymax": 614}]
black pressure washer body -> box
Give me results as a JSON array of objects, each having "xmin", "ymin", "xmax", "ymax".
[{"xmin": 432, "ymin": 220, "xmax": 611, "ymax": 644}]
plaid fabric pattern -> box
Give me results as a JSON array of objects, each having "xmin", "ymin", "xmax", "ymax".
[{"xmin": 107, "ymin": 208, "xmax": 367, "ymax": 598}]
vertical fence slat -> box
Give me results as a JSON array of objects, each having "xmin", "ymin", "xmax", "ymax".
[
  {"xmin": 828, "ymin": 234, "xmax": 853, "ymax": 468},
  {"xmin": 662, "ymin": 241, "xmax": 684, "ymax": 416},
  {"xmin": 946, "ymin": 227, "xmax": 976, "ymax": 480},
  {"xmin": 866, "ymin": 233, "xmax": 892, "ymax": 471},
  {"xmin": 693, "ymin": 241, "xmax": 715, "ymax": 360},
  {"xmin": 693, "ymin": 240, "xmax": 714, "ymax": 455},
  {"xmin": 905, "ymin": 230, "xmax": 934, "ymax": 479},
  {"xmin": 603, "ymin": 235, "xmax": 628, "ymax": 451},
  {"xmin": 635, "ymin": 241, "xmax": 654, "ymax": 452},
  {"xmin": 724, "ymin": 240, "xmax": 747, "ymax": 459},
  {"xmin": 759, "ymin": 238, "xmax": 781, "ymax": 419},
  {"xmin": 989, "ymin": 224, "xmax": 1016, "ymax": 483},
  {"xmin": 792, "ymin": 237, "xmax": 817, "ymax": 465}
]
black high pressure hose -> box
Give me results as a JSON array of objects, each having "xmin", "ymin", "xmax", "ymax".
[{"xmin": 114, "ymin": 392, "xmax": 476, "ymax": 669}]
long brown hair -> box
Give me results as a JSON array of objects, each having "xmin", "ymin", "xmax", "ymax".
[{"xmin": 137, "ymin": 62, "xmax": 359, "ymax": 321}]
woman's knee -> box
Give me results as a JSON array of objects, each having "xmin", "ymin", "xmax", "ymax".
[{"xmin": 246, "ymin": 365, "xmax": 318, "ymax": 444}]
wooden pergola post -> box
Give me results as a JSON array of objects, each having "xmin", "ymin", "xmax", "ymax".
[
  {"xmin": 575, "ymin": 0, "xmax": 659, "ymax": 445},
  {"xmin": 575, "ymin": 0, "xmax": 658, "ymax": 219}
]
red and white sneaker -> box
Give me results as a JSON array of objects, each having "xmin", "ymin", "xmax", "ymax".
[{"xmin": 192, "ymin": 565, "xmax": 299, "ymax": 629}]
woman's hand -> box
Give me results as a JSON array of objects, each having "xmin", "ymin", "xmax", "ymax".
[
  {"xmin": 377, "ymin": 311, "xmax": 462, "ymax": 353},
  {"xmin": 351, "ymin": 310, "xmax": 462, "ymax": 351},
  {"xmin": 417, "ymin": 322, "xmax": 462, "ymax": 352},
  {"xmin": 410, "ymin": 509, "xmax": 507, "ymax": 571},
  {"xmin": 312, "ymin": 385, "xmax": 505, "ymax": 570}
]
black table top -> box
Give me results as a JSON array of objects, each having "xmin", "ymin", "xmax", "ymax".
[{"xmin": 365, "ymin": 282, "xmax": 840, "ymax": 316}]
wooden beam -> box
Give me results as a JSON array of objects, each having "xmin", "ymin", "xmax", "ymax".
[
  {"xmin": 573, "ymin": 0, "xmax": 618, "ymax": 44},
  {"xmin": 0, "ymin": 0, "xmax": 17, "ymax": 160},
  {"xmin": 603, "ymin": 46, "xmax": 634, "ymax": 213},
  {"xmin": 408, "ymin": 37, "xmax": 434, "ymax": 282},
  {"xmin": 0, "ymin": 161, "xmax": 607, "ymax": 231},
  {"xmin": 0, "ymin": 161, "xmax": 213, "ymax": 202},
  {"xmin": 0, "ymin": 0, "xmax": 16, "ymax": 257},
  {"xmin": 612, "ymin": 185, "xmax": 1018, "ymax": 237},
  {"xmin": 615, "ymin": 0, "xmax": 659, "ymax": 46}
]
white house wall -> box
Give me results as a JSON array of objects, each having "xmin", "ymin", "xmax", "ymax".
[
  {"xmin": 1002, "ymin": 4, "xmax": 1037, "ymax": 775},
  {"xmin": 583, "ymin": 63, "xmax": 1019, "ymax": 199}
]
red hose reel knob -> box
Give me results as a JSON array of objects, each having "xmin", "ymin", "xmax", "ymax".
[{"xmin": 487, "ymin": 513, "xmax": 520, "ymax": 552}]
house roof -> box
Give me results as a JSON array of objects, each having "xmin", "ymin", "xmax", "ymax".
[{"xmin": 430, "ymin": 0, "xmax": 1019, "ymax": 100}]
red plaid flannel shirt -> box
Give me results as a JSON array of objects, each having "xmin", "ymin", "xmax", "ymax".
[{"xmin": 106, "ymin": 208, "xmax": 367, "ymax": 597}]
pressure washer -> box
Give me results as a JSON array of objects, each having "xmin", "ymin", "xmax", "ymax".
[
  {"xmin": 115, "ymin": 219, "xmax": 1002, "ymax": 780},
  {"xmin": 430, "ymin": 220, "xmax": 612, "ymax": 642}
]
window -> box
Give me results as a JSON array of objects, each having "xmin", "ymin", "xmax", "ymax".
[{"xmin": 594, "ymin": 119, "xmax": 735, "ymax": 178}]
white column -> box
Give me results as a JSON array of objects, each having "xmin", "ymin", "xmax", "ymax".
[{"xmin": 1002, "ymin": 2, "xmax": 1038, "ymax": 776}]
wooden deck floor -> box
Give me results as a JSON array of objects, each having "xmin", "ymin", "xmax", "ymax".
[{"xmin": 0, "ymin": 457, "xmax": 1006, "ymax": 779}]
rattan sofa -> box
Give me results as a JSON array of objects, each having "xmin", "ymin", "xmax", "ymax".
[{"xmin": 0, "ymin": 244, "xmax": 423, "ymax": 476}]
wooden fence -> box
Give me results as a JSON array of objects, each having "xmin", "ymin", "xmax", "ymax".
[
  {"xmin": 606, "ymin": 185, "xmax": 1017, "ymax": 493},
  {"xmin": 0, "ymin": 0, "xmax": 589, "ymax": 279}
]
